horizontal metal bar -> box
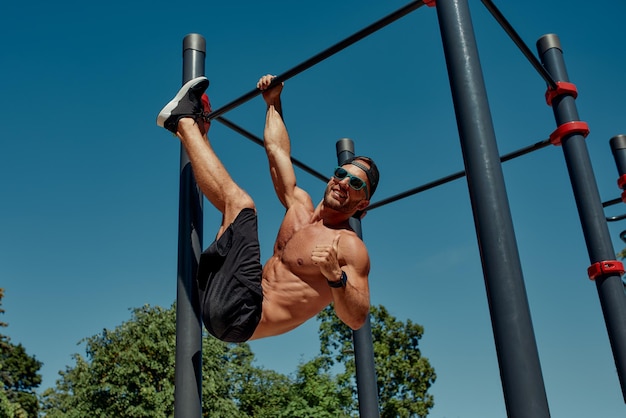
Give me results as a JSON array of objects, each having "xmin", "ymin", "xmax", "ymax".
[
  {"xmin": 215, "ymin": 116, "xmax": 329, "ymax": 183},
  {"xmin": 480, "ymin": 0, "xmax": 557, "ymax": 89},
  {"xmin": 366, "ymin": 138, "xmax": 551, "ymax": 211},
  {"xmin": 207, "ymin": 0, "xmax": 426, "ymax": 119}
]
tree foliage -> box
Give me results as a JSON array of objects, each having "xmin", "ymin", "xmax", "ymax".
[
  {"xmin": 317, "ymin": 304, "xmax": 436, "ymax": 418},
  {"xmin": 40, "ymin": 302, "xmax": 435, "ymax": 417},
  {"xmin": 41, "ymin": 304, "xmax": 241, "ymax": 417},
  {"xmin": 0, "ymin": 288, "xmax": 42, "ymax": 418},
  {"xmin": 40, "ymin": 304, "xmax": 354, "ymax": 417}
]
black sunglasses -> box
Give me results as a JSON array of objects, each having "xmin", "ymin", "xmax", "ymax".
[{"xmin": 333, "ymin": 167, "xmax": 369, "ymax": 199}]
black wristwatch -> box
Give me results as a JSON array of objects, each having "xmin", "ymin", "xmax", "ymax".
[{"xmin": 327, "ymin": 271, "xmax": 348, "ymax": 288}]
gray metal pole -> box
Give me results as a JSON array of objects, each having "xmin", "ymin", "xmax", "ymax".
[
  {"xmin": 435, "ymin": 1, "xmax": 550, "ymax": 417},
  {"xmin": 336, "ymin": 138, "xmax": 380, "ymax": 418},
  {"xmin": 174, "ymin": 33, "xmax": 205, "ymax": 418},
  {"xmin": 539, "ymin": 35, "xmax": 626, "ymax": 402},
  {"xmin": 610, "ymin": 135, "xmax": 626, "ymax": 178}
]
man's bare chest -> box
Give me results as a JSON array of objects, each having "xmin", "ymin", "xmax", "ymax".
[{"xmin": 275, "ymin": 219, "xmax": 337, "ymax": 274}]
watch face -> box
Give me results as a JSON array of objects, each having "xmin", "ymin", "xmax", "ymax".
[{"xmin": 340, "ymin": 271, "xmax": 347, "ymax": 286}]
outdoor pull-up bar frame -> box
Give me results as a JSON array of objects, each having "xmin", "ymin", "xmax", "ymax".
[
  {"xmin": 172, "ymin": 0, "xmax": 626, "ymax": 417},
  {"xmin": 175, "ymin": 2, "xmax": 434, "ymax": 416}
]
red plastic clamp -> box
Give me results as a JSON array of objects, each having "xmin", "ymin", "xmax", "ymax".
[
  {"xmin": 617, "ymin": 174, "xmax": 626, "ymax": 190},
  {"xmin": 423, "ymin": 0, "xmax": 436, "ymax": 7},
  {"xmin": 587, "ymin": 260, "xmax": 625, "ymax": 281},
  {"xmin": 545, "ymin": 81, "xmax": 578, "ymax": 106},
  {"xmin": 549, "ymin": 121, "xmax": 590, "ymax": 146}
]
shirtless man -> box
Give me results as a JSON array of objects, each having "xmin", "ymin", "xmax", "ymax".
[{"xmin": 156, "ymin": 74, "xmax": 380, "ymax": 342}]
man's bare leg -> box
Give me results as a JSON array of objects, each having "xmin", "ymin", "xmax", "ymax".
[
  {"xmin": 156, "ymin": 77, "xmax": 254, "ymax": 239},
  {"xmin": 177, "ymin": 118, "xmax": 255, "ymax": 239}
]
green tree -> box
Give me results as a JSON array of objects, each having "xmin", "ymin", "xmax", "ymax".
[
  {"xmin": 279, "ymin": 356, "xmax": 354, "ymax": 418},
  {"xmin": 42, "ymin": 304, "xmax": 348, "ymax": 417},
  {"xmin": 223, "ymin": 343, "xmax": 292, "ymax": 417},
  {"xmin": 41, "ymin": 304, "xmax": 242, "ymax": 417},
  {"xmin": 317, "ymin": 304, "xmax": 436, "ymax": 418},
  {"xmin": 223, "ymin": 344, "xmax": 353, "ymax": 418},
  {"xmin": 41, "ymin": 302, "xmax": 434, "ymax": 417},
  {"xmin": 0, "ymin": 389, "xmax": 15, "ymax": 418},
  {"xmin": 0, "ymin": 288, "xmax": 42, "ymax": 418}
]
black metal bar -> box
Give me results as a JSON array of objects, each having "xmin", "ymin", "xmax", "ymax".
[
  {"xmin": 437, "ymin": 1, "xmax": 551, "ymax": 417},
  {"xmin": 175, "ymin": 33, "xmax": 204, "ymax": 418},
  {"xmin": 604, "ymin": 197, "xmax": 623, "ymax": 208},
  {"xmin": 538, "ymin": 34, "xmax": 626, "ymax": 402},
  {"xmin": 480, "ymin": 0, "xmax": 557, "ymax": 89},
  {"xmin": 215, "ymin": 116, "xmax": 329, "ymax": 183},
  {"xmin": 336, "ymin": 138, "xmax": 380, "ymax": 418},
  {"xmin": 207, "ymin": 0, "xmax": 426, "ymax": 120},
  {"xmin": 366, "ymin": 138, "xmax": 551, "ymax": 211}
]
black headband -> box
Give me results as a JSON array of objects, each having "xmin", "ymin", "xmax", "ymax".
[{"xmin": 344, "ymin": 157, "xmax": 379, "ymax": 197}]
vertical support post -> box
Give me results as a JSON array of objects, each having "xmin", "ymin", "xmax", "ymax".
[
  {"xmin": 610, "ymin": 134, "xmax": 626, "ymax": 184},
  {"xmin": 174, "ymin": 33, "xmax": 205, "ymax": 418},
  {"xmin": 336, "ymin": 138, "xmax": 380, "ymax": 418},
  {"xmin": 435, "ymin": 1, "xmax": 551, "ymax": 417},
  {"xmin": 539, "ymin": 35, "xmax": 626, "ymax": 402}
]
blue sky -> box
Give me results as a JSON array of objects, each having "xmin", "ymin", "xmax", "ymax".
[{"xmin": 2, "ymin": 0, "xmax": 626, "ymax": 417}]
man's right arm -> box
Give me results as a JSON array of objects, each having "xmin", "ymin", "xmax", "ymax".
[{"xmin": 258, "ymin": 74, "xmax": 311, "ymax": 209}]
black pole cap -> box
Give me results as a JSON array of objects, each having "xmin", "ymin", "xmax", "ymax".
[
  {"xmin": 536, "ymin": 34, "xmax": 561, "ymax": 55},
  {"xmin": 336, "ymin": 138, "xmax": 355, "ymax": 165},
  {"xmin": 183, "ymin": 33, "xmax": 206, "ymax": 54},
  {"xmin": 610, "ymin": 134, "xmax": 626, "ymax": 151}
]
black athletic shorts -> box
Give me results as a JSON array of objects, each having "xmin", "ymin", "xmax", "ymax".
[{"xmin": 196, "ymin": 208, "xmax": 263, "ymax": 342}]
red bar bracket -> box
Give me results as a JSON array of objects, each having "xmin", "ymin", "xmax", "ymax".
[
  {"xmin": 545, "ymin": 81, "xmax": 578, "ymax": 106},
  {"xmin": 587, "ymin": 260, "xmax": 625, "ymax": 281},
  {"xmin": 549, "ymin": 121, "xmax": 590, "ymax": 146},
  {"xmin": 618, "ymin": 174, "xmax": 626, "ymax": 190},
  {"xmin": 423, "ymin": 0, "xmax": 436, "ymax": 7}
]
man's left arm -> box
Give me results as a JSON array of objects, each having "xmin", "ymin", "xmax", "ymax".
[{"xmin": 313, "ymin": 233, "xmax": 371, "ymax": 330}]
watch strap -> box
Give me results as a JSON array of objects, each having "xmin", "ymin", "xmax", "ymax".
[{"xmin": 327, "ymin": 270, "xmax": 347, "ymax": 288}]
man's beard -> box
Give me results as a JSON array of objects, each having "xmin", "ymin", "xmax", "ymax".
[{"xmin": 323, "ymin": 184, "xmax": 361, "ymax": 214}]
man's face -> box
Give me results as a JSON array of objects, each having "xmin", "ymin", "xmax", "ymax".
[{"xmin": 323, "ymin": 164, "xmax": 369, "ymax": 213}]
